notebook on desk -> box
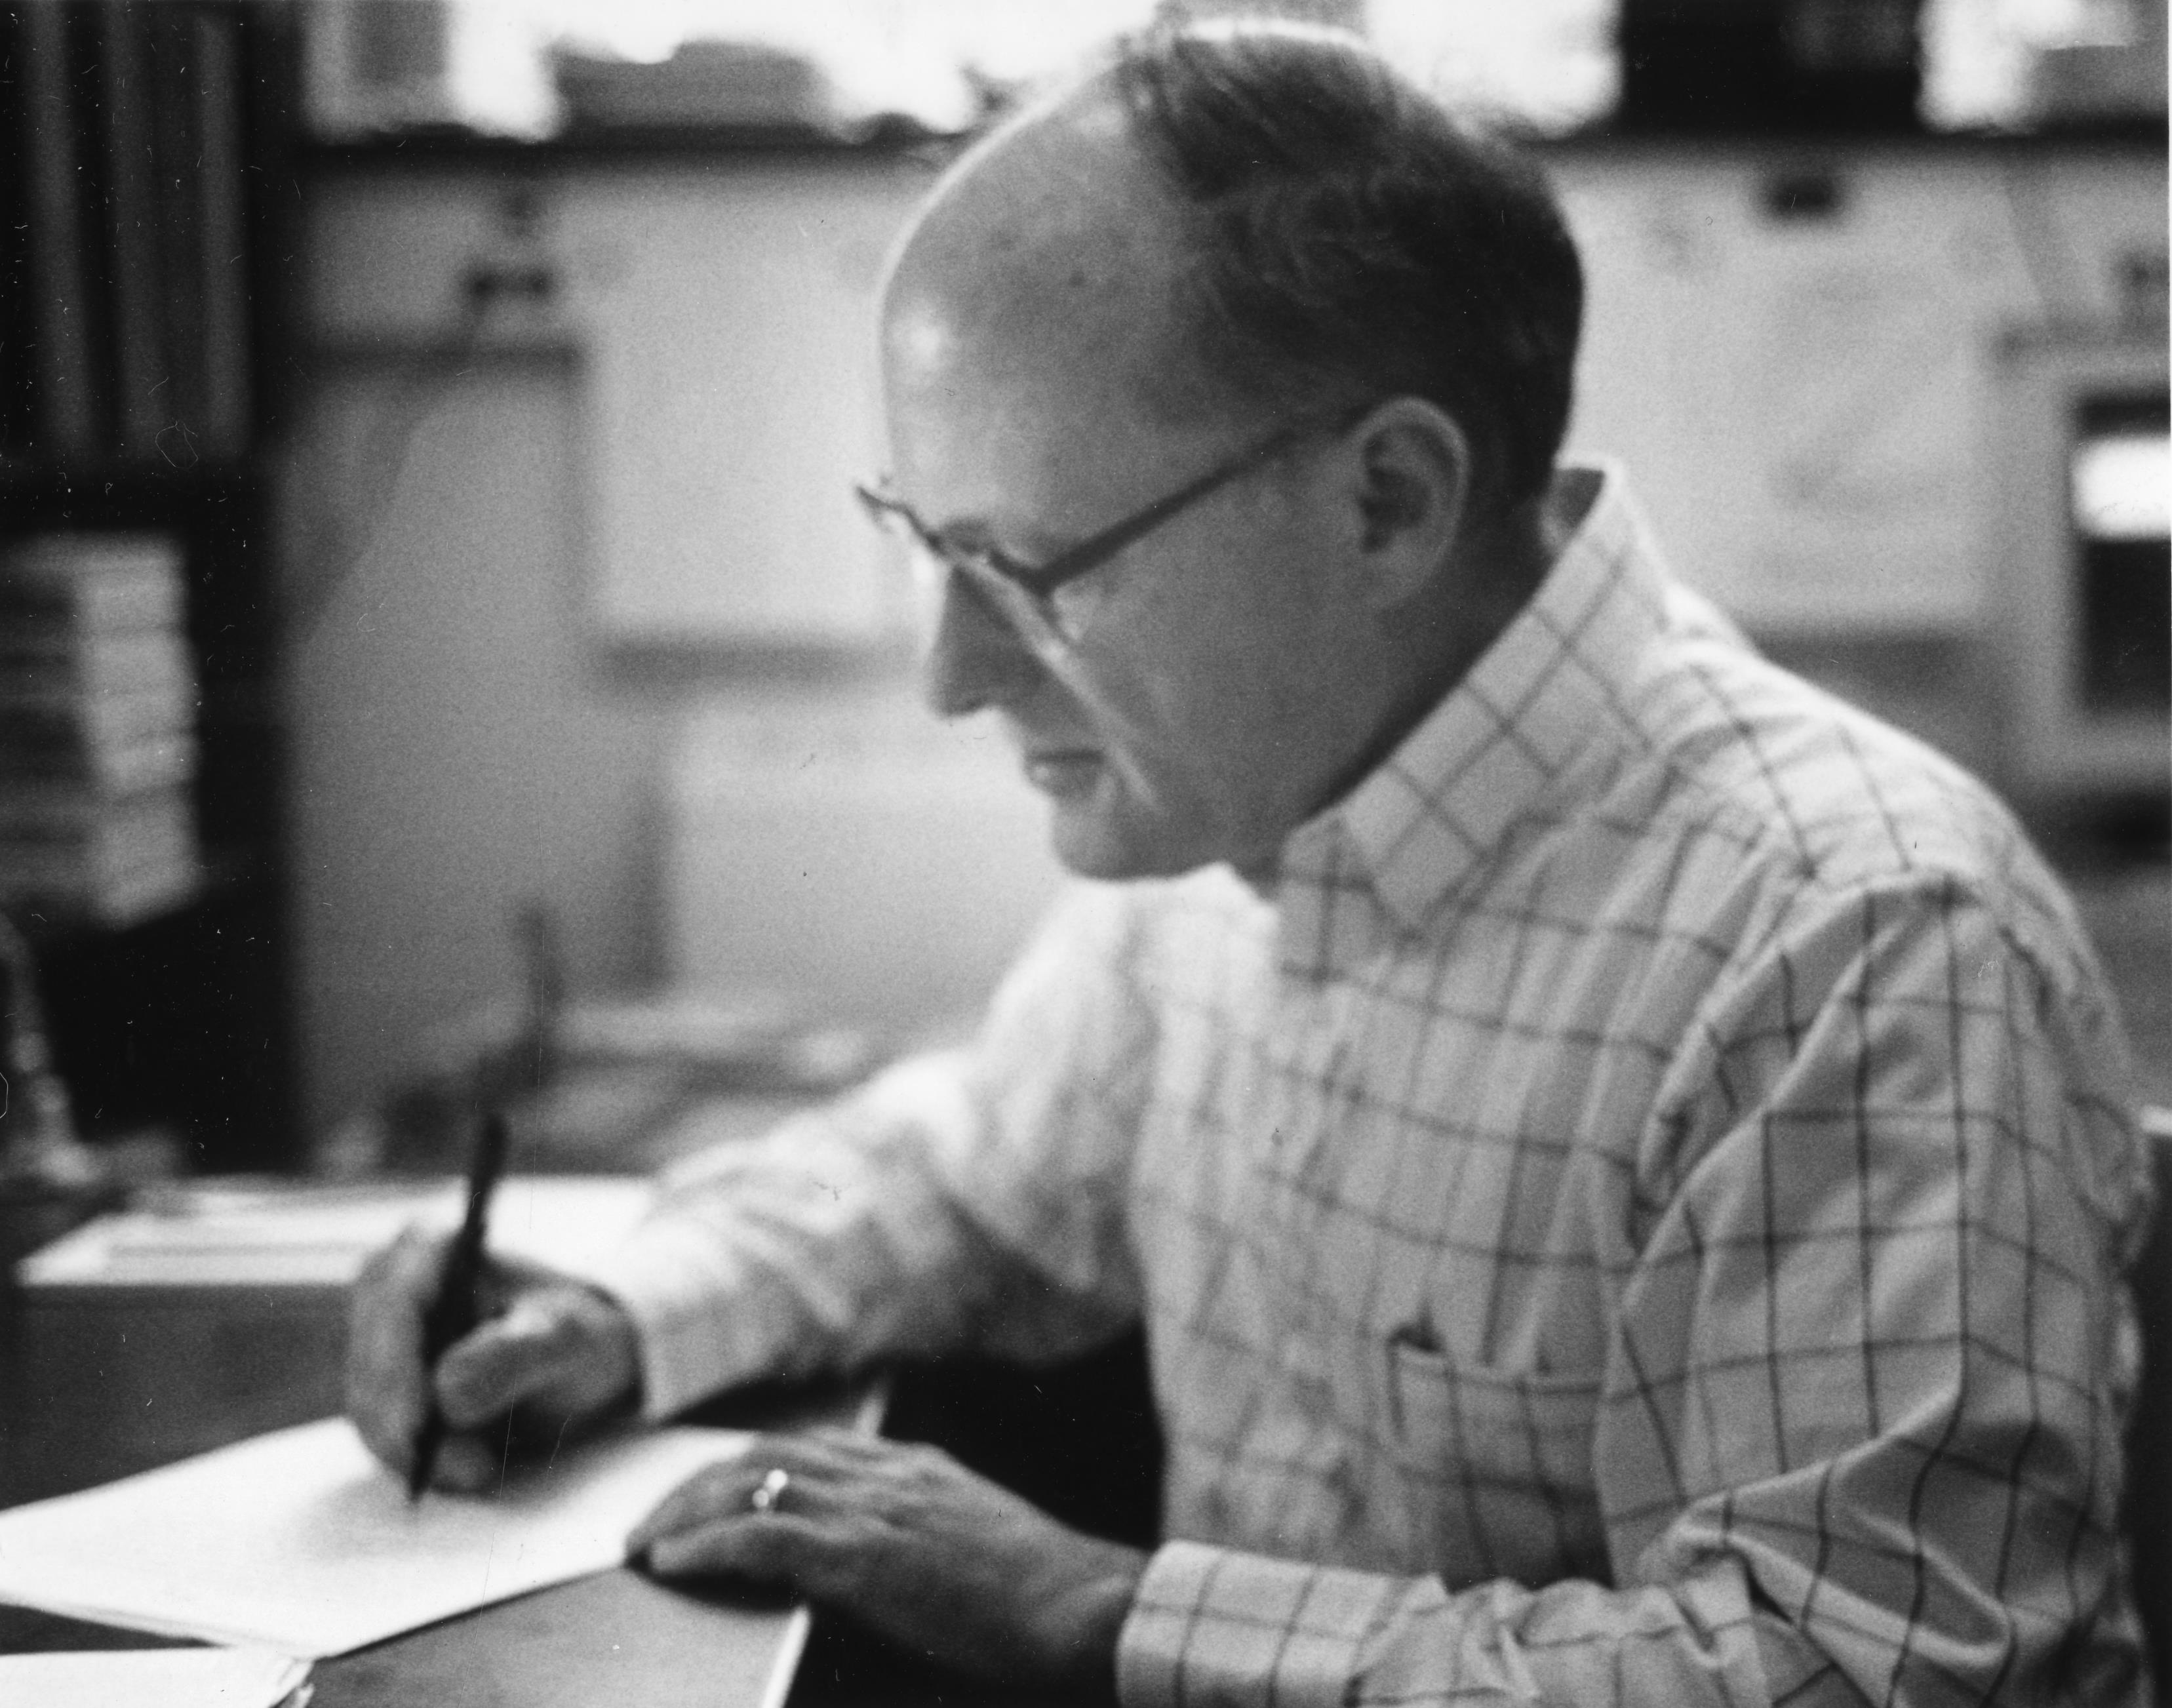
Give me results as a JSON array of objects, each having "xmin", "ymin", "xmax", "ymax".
[
  {"xmin": 1, "ymin": 1174, "xmax": 872, "ymax": 1708},
  {"xmin": 0, "ymin": 1420, "xmax": 815, "ymax": 1708},
  {"xmin": 0, "ymin": 1645, "xmax": 311, "ymax": 1708},
  {"xmin": 0, "ymin": 1417, "xmax": 757, "ymax": 1656},
  {"xmin": 6, "ymin": 1175, "xmax": 657, "ymax": 1506},
  {"xmin": 17, "ymin": 1175, "xmax": 655, "ymax": 1291}
]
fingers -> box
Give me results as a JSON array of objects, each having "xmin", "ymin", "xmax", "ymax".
[
  {"xmin": 627, "ymin": 1454, "xmax": 778, "ymax": 1556},
  {"xmin": 629, "ymin": 1449, "xmax": 852, "ymax": 1597},
  {"xmin": 346, "ymin": 1224, "xmax": 446, "ymax": 1473},
  {"xmin": 439, "ymin": 1284, "xmax": 641, "ymax": 1425},
  {"xmin": 626, "ymin": 1429, "xmax": 887, "ymax": 1552},
  {"xmin": 644, "ymin": 1512, "xmax": 833, "ymax": 1585},
  {"xmin": 408, "ymin": 1429, "xmax": 504, "ymax": 1494},
  {"xmin": 435, "ymin": 1294, "xmax": 583, "ymax": 1427},
  {"xmin": 346, "ymin": 1221, "xmax": 646, "ymax": 1499},
  {"xmin": 622, "ymin": 1432, "xmax": 1144, "ymax": 1692}
]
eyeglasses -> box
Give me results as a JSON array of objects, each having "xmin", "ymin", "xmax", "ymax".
[{"xmin": 854, "ymin": 407, "xmax": 1364, "ymax": 650}]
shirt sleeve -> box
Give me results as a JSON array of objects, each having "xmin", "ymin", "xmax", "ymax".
[
  {"xmin": 1115, "ymin": 872, "xmax": 2153, "ymax": 1708},
  {"xmin": 587, "ymin": 881, "xmax": 1159, "ymax": 1419}
]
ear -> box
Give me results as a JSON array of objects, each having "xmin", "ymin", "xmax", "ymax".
[{"xmin": 1345, "ymin": 397, "xmax": 1472, "ymax": 610}]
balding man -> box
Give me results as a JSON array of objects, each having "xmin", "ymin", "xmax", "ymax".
[{"xmin": 347, "ymin": 24, "xmax": 2154, "ymax": 1706}]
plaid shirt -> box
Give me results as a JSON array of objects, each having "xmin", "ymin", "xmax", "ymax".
[{"xmin": 595, "ymin": 466, "xmax": 2152, "ymax": 1708}]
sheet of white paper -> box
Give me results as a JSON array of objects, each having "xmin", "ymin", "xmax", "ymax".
[
  {"xmin": 0, "ymin": 1646, "xmax": 309, "ymax": 1708},
  {"xmin": 19, "ymin": 1176, "xmax": 655, "ymax": 1288},
  {"xmin": 0, "ymin": 1418, "xmax": 749, "ymax": 1658}
]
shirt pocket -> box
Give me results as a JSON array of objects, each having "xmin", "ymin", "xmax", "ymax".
[{"xmin": 1384, "ymin": 1338, "xmax": 1609, "ymax": 1589}]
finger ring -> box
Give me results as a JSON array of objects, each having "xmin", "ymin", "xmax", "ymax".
[{"xmin": 749, "ymin": 1466, "xmax": 790, "ymax": 1515}]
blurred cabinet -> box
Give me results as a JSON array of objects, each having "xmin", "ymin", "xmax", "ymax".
[
  {"xmin": 1554, "ymin": 139, "xmax": 2167, "ymax": 639},
  {"xmin": 1986, "ymin": 326, "xmax": 2168, "ymax": 804},
  {"xmin": 279, "ymin": 146, "xmax": 981, "ymax": 1140}
]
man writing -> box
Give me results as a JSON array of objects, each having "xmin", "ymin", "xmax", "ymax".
[{"xmin": 348, "ymin": 24, "xmax": 2152, "ymax": 1705}]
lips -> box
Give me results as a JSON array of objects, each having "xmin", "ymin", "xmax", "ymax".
[{"xmin": 1023, "ymin": 751, "xmax": 1105, "ymax": 796}]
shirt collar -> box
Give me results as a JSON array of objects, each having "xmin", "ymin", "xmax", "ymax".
[{"xmin": 1274, "ymin": 463, "xmax": 1673, "ymax": 971}]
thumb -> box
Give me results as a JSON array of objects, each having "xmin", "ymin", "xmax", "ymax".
[{"xmin": 435, "ymin": 1295, "xmax": 582, "ymax": 1426}]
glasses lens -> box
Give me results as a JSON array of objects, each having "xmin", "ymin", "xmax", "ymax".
[
  {"xmin": 856, "ymin": 494, "xmax": 943, "ymax": 618},
  {"xmin": 858, "ymin": 483, "xmax": 1085, "ymax": 653},
  {"xmin": 953, "ymin": 553, "xmax": 1072, "ymax": 655}
]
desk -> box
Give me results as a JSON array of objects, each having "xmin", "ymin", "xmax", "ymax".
[
  {"xmin": 0, "ymin": 1187, "xmax": 1162, "ymax": 1706},
  {"xmin": 0, "ymin": 1571, "xmax": 810, "ymax": 1708},
  {"xmin": 0, "ymin": 1265, "xmax": 851, "ymax": 1707}
]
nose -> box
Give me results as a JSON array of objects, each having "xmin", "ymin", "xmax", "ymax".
[{"xmin": 920, "ymin": 571, "xmax": 1042, "ymax": 719}]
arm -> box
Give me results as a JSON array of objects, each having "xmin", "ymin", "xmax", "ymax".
[
  {"xmin": 589, "ymin": 880, "xmax": 1160, "ymax": 1418},
  {"xmin": 1114, "ymin": 874, "xmax": 2152, "ymax": 1708},
  {"xmin": 348, "ymin": 881, "xmax": 1155, "ymax": 1485}
]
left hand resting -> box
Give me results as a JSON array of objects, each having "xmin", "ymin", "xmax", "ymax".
[{"xmin": 627, "ymin": 1426, "xmax": 1148, "ymax": 1696}]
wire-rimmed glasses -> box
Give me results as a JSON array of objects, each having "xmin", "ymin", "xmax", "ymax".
[{"xmin": 854, "ymin": 406, "xmax": 1369, "ymax": 652}]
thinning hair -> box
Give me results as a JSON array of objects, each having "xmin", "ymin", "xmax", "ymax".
[{"xmin": 1103, "ymin": 23, "xmax": 1584, "ymax": 519}]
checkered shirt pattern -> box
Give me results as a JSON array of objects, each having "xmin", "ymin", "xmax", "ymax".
[{"xmin": 592, "ymin": 465, "xmax": 2154, "ymax": 1708}]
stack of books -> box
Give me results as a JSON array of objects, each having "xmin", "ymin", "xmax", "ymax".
[{"xmin": 0, "ymin": 534, "xmax": 201, "ymax": 926}]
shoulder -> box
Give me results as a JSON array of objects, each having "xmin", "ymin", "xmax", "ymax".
[
  {"xmin": 1606, "ymin": 606, "xmax": 2144, "ymax": 1199},
  {"xmin": 1614, "ymin": 597, "xmax": 2095, "ymax": 995}
]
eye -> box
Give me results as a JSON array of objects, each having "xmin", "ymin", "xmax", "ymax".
[{"xmin": 1046, "ymin": 567, "xmax": 1117, "ymax": 637}]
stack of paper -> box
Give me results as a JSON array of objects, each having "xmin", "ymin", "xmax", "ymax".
[
  {"xmin": 0, "ymin": 1418, "xmax": 751, "ymax": 1658},
  {"xmin": 18, "ymin": 1175, "xmax": 654, "ymax": 1289},
  {"xmin": 0, "ymin": 1646, "xmax": 310, "ymax": 1708}
]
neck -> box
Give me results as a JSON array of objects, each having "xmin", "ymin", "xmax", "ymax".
[{"xmin": 1307, "ymin": 487, "xmax": 1562, "ymax": 820}]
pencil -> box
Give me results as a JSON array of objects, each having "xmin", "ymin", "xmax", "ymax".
[{"xmin": 408, "ymin": 1109, "xmax": 511, "ymax": 1501}]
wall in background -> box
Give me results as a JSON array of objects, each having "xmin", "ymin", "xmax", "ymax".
[
  {"xmin": 284, "ymin": 140, "xmax": 2167, "ymax": 1139},
  {"xmin": 302, "ymin": 159, "xmax": 932, "ymax": 648},
  {"xmin": 287, "ymin": 158, "xmax": 934, "ymax": 1135},
  {"xmin": 1556, "ymin": 146, "xmax": 2165, "ymax": 637},
  {"xmin": 283, "ymin": 358, "xmax": 673, "ymax": 1130},
  {"xmin": 283, "ymin": 344, "xmax": 1063, "ymax": 1137}
]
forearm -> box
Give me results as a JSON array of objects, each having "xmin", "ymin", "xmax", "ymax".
[
  {"xmin": 591, "ymin": 1058, "xmax": 999, "ymax": 1414},
  {"xmin": 595, "ymin": 886, "xmax": 1158, "ymax": 1416},
  {"xmin": 1116, "ymin": 1542, "xmax": 1861, "ymax": 1708},
  {"xmin": 593, "ymin": 1050, "xmax": 1140, "ymax": 1417}
]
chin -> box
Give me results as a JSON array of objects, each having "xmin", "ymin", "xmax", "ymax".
[
  {"xmin": 1045, "ymin": 797, "xmax": 1215, "ymax": 883},
  {"xmin": 1046, "ymin": 815, "xmax": 1156, "ymax": 881}
]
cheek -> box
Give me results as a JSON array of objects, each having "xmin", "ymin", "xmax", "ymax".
[
  {"xmin": 1071, "ymin": 511, "xmax": 1336, "ymax": 837},
  {"xmin": 1096, "ymin": 651, "xmax": 1295, "ymax": 854},
  {"xmin": 1120, "ymin": 578, "xmax": 1313, "ymax": 763}
]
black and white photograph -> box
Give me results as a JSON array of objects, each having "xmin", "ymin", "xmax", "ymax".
[{"xmin": 0, "ymin": 2, "xmax": 2165, "ymax": 1703}]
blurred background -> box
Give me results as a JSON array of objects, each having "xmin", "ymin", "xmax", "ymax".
[{"xmin": 0, "ymin": 0, "xmax": 2164, "ymax": 1197}]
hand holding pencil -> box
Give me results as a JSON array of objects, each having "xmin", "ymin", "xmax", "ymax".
[
  {"xmin": 345, "ymin": 1149, "xmax": 643, "ymax": 1496},
  {"xmin": 349, "ymin": 902, "xmax": 641, "ymax": 1494},
  {"xmin": 406, "ymin": 1110, "xmax": 512, "ymax": 1498}
]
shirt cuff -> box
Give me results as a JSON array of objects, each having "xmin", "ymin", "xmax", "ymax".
[
  {"xmin": 583, "ymin": 1214, "xmax": 799, "ymax": 1421},
  {"xmin": 1116, "ymin": 1539, "xmax": 1398, "ymax": 1708}
]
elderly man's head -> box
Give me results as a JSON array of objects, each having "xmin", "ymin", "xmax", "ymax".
[{"xmin": 876, "ymin": 23, "xmax": 1584, "ymax": 882}]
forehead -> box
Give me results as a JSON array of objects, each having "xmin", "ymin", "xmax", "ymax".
[
  {"xmin": 883, "ymin": 304, "xmax": 1174, "ymax": 478},
  {"xmin": 886, "ymin": 90, "xmax": 1175, "ymax": 348},
  {"xmin": 876, "ymin": 100, "xmax": 1231, "ymax": 513}
]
